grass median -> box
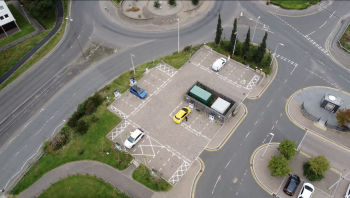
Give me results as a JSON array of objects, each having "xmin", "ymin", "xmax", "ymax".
[
  {"xmin": 339, "ymin": 24, "xmax": 350, "ymax": 52},
  {"xmin": 0, "ymin": 4, "xmax": 35, "ymax": 47},
  {"xmin": 0, "ymin": 0, "xmax": 68, "ymax": 91},
  {"xmin": 270, "ymin": 0, "xmax": 321, "ymax": 10},
  {"xmin": 38, "ymin": 175, "xmax": 130, "ymax": 198},
  {"xmin": 132, "ymin": 164, "xmax": 172, "ymax": 192}
]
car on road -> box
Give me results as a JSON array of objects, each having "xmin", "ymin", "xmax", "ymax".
[
  {"xmin": 124, "ymin": 129, "xmax": 145, "ymax": 149},
  {"xmin": 283, "ymin": 175, "xmax": 300, "ymax": 196},
  {"xmin": 130, "ymin": 85, "xmax": 147, "ymax": 99},
  {"xmin": 211, "ymin": 58, "xmax": 227, "ymax": 71},
  {"xmin": 297, "ymin": 183, "xmax": 314, "ymax": 198},
  {"xmin": 345, "ymin": 183, "xmax": 350, "ymax": 198},
  {"xmin": 173, "ymin": 107, "xmax": 191, "ymax": 124}
]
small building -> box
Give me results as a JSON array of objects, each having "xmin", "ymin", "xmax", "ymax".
[
  {"xmin": 320, "ymin": 94, "xmax": 343, "ymax": 113},
  {"xmin": 0, "ymin": 1, "xmax": 19, "ymax": 37},
  {"xmin": 189, "ymin": 85, "xmax": 212, "ymax": 106},
  {"xmin": 211, "ymin": 97, "xmax": 231, "ymax": 114}
]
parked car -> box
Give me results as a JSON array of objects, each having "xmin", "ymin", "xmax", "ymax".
[
  {"xmin": 124, "ymin": 129, "xmax": 145, "ymax": 149},
  {"xmin": 211, "ymin": 58, "xmax": 227, "ymax": 71},
  {"xmin": 173, "ymin": 107, "xmax": 191, "ymax": 124},
  {"xmin": 345, "ymin": 183, "xmax": 350, "ymax": 198},
  {"xmin": 130, "ymin": 85, "xmax": 147, "ymax": 99},
  {"xmin": 297, "ymin": 183, "xmax": 314, "ymax": 198},
  {"xmin": 283, "ymin": 175, "xmax": 300, "ymax": 196}
]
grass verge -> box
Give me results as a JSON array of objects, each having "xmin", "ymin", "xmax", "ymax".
[
  {"xmin": 38, "ymin": 175, "xmax": 130, "ymax": 198},
  {"xmin": 0, "ymin": 1, "xmax": 67, "ymax": 91},
  {"xmin": 11, "ymin": 45, "xmax": 199, "ymax": 195},
  {"xmin": 206, "ymin": 41, "xmax": 272, "ymax": 75},
  {"xmin": 0, "ymin": 4, "xmax": 35, "ymax": 47},
  {"xmin": 339, "ymin": 24, "xmax": 350, "ymax": 52},
  {"xmin": 270, "ymin": 0, "xmax": 321, "ymax": 10},
  {"xmin": 132, "ymin": 164, "xmax": 172, "ymax": 192}
]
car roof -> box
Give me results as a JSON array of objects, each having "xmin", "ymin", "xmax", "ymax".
[
  {"xmin": 131, "ymin": 129, "xmax": 142, "ymax": 138},
  {"xmin": 175, "ymin": 109, "xmax": 186, "ymax": 117},
  {"xmin": 301, "ymin": 183, "xmax": 314, "ymax": 197}
]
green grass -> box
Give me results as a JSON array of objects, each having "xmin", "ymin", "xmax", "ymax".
[
  {"xmin": 206, "ymin": 42, "xmax": 272, "ymax": 75},
  {"xmin": 11, "ymin": 106, "xmax": 133, "ymax": 195},
  {"xmin": 132, "ymin": 164, "xmax": 172, "ymax": 192},
  {"xmin": 339, "ymin": 24, "xmax": 350, "ymax": 53},
  {"xmin": 0, "ymin": 1, "xmax": 67, "ymax": 91},
  {"xmin": 0, "ymin": 4, "xmax": 35, "ymax": 47},
  {"xmin": 38, "ymin": 175, "xmax": 130, "ymax": 198},
  {"xmin": 113, "ymin": 0, "xmax": 122, "ymax": 5},
  {"xmin": 270, "ymin": 0, "xmax": 321, "ymax": 10}
]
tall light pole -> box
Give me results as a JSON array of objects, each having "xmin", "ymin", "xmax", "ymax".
[
  {"xmin": 252, "ymin": 16, "xmax": 260, "ymax": 43},
  {"xmin": 130, "ymin": 54, "xmax": 135, "ymax": 75},
  {"xmin": 21, "ymin": 5, "xmax": 31, "ymax": 24},
  {"xmin": 329, "ymin": 169, "xmax": 348, "ymax": 190},
  {"xmin": 232, "ymin": 32, "xmax": 238, "ymax": 56},
  {"xmin": 270, "ymin": 43, "xmax": 284, "ymax": 66},
  {"xmin": 261, "ymin": 133, "xmax": 274, "ymax": 159},
  {"xmin": 177, "ymin": 18, "xmax": 180, "ymax": 53},
  {"xmin": 66, "ymin": 17, "xmax": 86, "ymax": 60}
]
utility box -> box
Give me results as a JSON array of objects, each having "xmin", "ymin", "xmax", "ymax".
[
  {"xmin": 211, "ymin": 97, "xmax": 231, "ymax": 114},
  {"xmin": 189, "ymin": 85, "xmax": 212, "ymax": 106},
  {"xmin": 320, "ymin": 94, "xmax": 343, "ymax": 113}
]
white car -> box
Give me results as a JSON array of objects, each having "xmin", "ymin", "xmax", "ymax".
[
  {"xmin": 211, "ymin": 58, "xmax": 227, "ymax": 71},
  {"xmin": 298, "ymin": 183, "xmax": 314, "ymax": 198},
  {"xmin": 345, "ymin": 183, "xmax": 350, "ymax": 198},
  {"xmin": 124, "ymin": 129, "xmax": 145, "ymax": 149}
]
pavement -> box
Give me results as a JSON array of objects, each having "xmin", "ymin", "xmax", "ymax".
[
  {"xmin": 251, "ymin": 144, "xmax": 343, "ymax": 198},
  {"xmin": 16, "ymin": 160, "xmax": 154, "ymax": 198}
]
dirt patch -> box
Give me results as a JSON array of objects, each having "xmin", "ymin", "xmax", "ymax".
[{"xmin": 75, "ymin": 42, "xmax": 115, "ymax": 65}]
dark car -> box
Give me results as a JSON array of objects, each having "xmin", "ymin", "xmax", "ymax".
[
  {"xmin": 130, "ymin": 85, "xmax": 147, "ymax": 99},
  {"xmin": 283, "ymin": 175, "xmax": 300, "ymax": 196}
]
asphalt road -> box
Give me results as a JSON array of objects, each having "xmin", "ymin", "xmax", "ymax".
[{"xmin": 0, "ymin": 0, "xmax": 350, "ymax": 197}]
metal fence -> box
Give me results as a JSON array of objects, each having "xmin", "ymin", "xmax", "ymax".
[{"xmin": 301, "ymin": 102, "xmax": 350, "ymax": 132}]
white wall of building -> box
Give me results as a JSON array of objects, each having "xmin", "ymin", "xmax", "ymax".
[{"xmin": 0, "ymin": 1, "xmax": 15, "ymax": 26}]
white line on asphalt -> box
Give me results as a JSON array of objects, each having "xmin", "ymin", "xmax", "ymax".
[
  {"xmin": 317, "ymin": 60, "xmax": 324, "ymax": 65},
  {"xmin": 330, "ymin": 11, "xmax": 335, "ymax": 18},
  {"xmin": 319, "ymin": 21, "xmax": 327, "ymax": 28},
  {"xmin": 225, "ymin": 160, "xmax": 231, "ymax": 169},
  {"xmin": 306, "ymin": 31, "xmax": 315, "ymax": 36},
  {"xmin": 245, "ymin": 132, "xmax": 250, "ymax": 139},
  {"xmin": 284, "ymin": 79, "xmax": 288, "ymax": 83},
  {"xmin": 78, "ymin": 35, "xmax": 80, "ymax": 39},
  {"xmin": 271, "ymin": 126, "xmax": 274, "ymax": 130},
  {"xmin": 339, "ymin": 75, "xmax": 350, "ymax": 84},
  {"xmin": 297, "ymin": 131, "xmax": 308, "ymax": 150},
  {"xmin": 267, "ymin": 100, "xmax": 273, "ymax": 107},
  {"xmin": 133, "ymin": 39, "xmax": 155, "ymax": 47},
  {"xmin": 212, "ymin": 175, "xmax": 221, "ymax": 194},
  {"xmin": 254, "ymin": 121, "xmax": 258, "ymax": 125},
  {"xmin": 290, "ymin": 66, "xmax": 297, "ymax": 75},
  {"xmin": 280, "ymin": 113, "xmax": 282, "ymax": 117},
  {"xmin": 276, "ymin": 120, "xmax": 278, "ymax": 123},
  {"xmin": 262, "ymin": 139, "xmax": 266, "ymax": 144}
]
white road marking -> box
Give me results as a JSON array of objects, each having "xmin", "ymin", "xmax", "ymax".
[
  {"xmin": 306, "ymin": 31, "xmax": 315, "ymax": 37},
  {"xmin": 212, "ymin": 175, "xmax": 221, "ymax": 194},
  {"xmin": 262, "ymin": 138, "xmax": 266, "ymax": 144},
  {"xmin": 284, "ymin": 79, "xmax": 288, "ymax": 83},
  {"xmin": 276, "ymin": 120, "xmax": 278, "ymax": 123},
  {"xmin": 339, "ymin": 75, "xmax": 350, "ymax": 84},
  {"xmin": 280, "ymin": 113, "xmax": 282, "ymax": 117},
  {"xmin": 267, "ymin": 100, "xmax": 273, "ymax": 107},
  {"xmin": 133, "ymin": 39, "xmax": 155, "ymax": 47},
  {"xmin": 271, "ymin": 126, "xmax": 274, "ymax": 130},
  {"xmin": 245, "ymin": 132, "xmax": 250, "ymax": 139},
  {"xmin": 319, "ymin": 21, "xmax": 327, "ymax": 28},
  {"xmin": 225, "ymin": 160, "xmax": 231, "ymax": 169},
  {"xmin": 290, "ymin": 66, "xmax": 297, "ymax": 75},
  {"xmin": 330, "ymin": 11, "xmax": 335, "ymax": 18},
  {"xmin": 254, "ymin": 121, "xmax": 258, "ymax": 125}
]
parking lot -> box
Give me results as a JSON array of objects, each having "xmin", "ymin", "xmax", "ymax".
[{"xmin": 107, "ymin": 47, "xmax": 262, "ymax": 185}]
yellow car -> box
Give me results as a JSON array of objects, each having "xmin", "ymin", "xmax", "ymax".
[{"xmin": 173, "ymin": 107, "xmax": 191, "ymax": 124}]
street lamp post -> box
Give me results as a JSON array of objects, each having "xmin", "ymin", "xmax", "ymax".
[
  {"xmin": 261, "ymin": 133, "xmax": 274, "ymax": 159},
  {"xmin": 21, "ymin": 5, "xmax": 31, "ymax": 24},
  {"xmin": 130, "ymin": 54, "xmax": 135, "ymax": 75},
  {"xmin": 329, "ymin": 169, "xmax": 348, "ymax": 190},
  {"xmin": 232, "ymin": 32, "xmax": 238, "ymax": 56},
  {"xmin": 252, "ymin": 16, "xmax": 260, "ymax": 43},
  {"xmin": 66, "ymin": 17, "xmax": 86, "ymax": 60},
  {"xmin": 177, "ymin": 18, "xmax": 180, "ymax": 53},
  {"xmin": 270, "ymin": 43, "xmax": 284, "ymax": 66}
]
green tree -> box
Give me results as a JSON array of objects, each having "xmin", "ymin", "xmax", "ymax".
[
  {"xmin": 242, "ymin": 27, "xmax": 251, "ymax": 59},
  {"xmin": 336, "ymin": 108, "xmax": 350, "ymax": 127},
  {"xmin": 229, "ymin": 18, "xmax": 238, "ymax": 54},
  {"xmin": 254, "ymin": 32, "xmax": 268, "ymax": 64},
  {"xmin": 76, "ymin": 119, "xmax": 89, "ymax": 135},
  {"xmin": 191, "ymin": 0, "xmax": 199, "ymax": 5},
  {"xmin": 308, "ymin": 155, "xmax": 330, "ymax": 175},
  {"xmin": 277, "ymin": 139, "xmax": 297, "ymax": 161},
  {"xmin": 215, "ymin": 13, "xmax": 223, "ymax": 44},
  {"xmin": 27, "ymin": 0, "xmax": 58, "ymax": 18},
  {"xmin": 268, "ymin": 155, "xmax": 291, "ymax": 177},
  {"xmin": 303, "ymin": 163, "xmax": 324, "ymax": 182},
  {"xmin": 168, "ymin": 0, "xmax": 176, "ymax": 6}
]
